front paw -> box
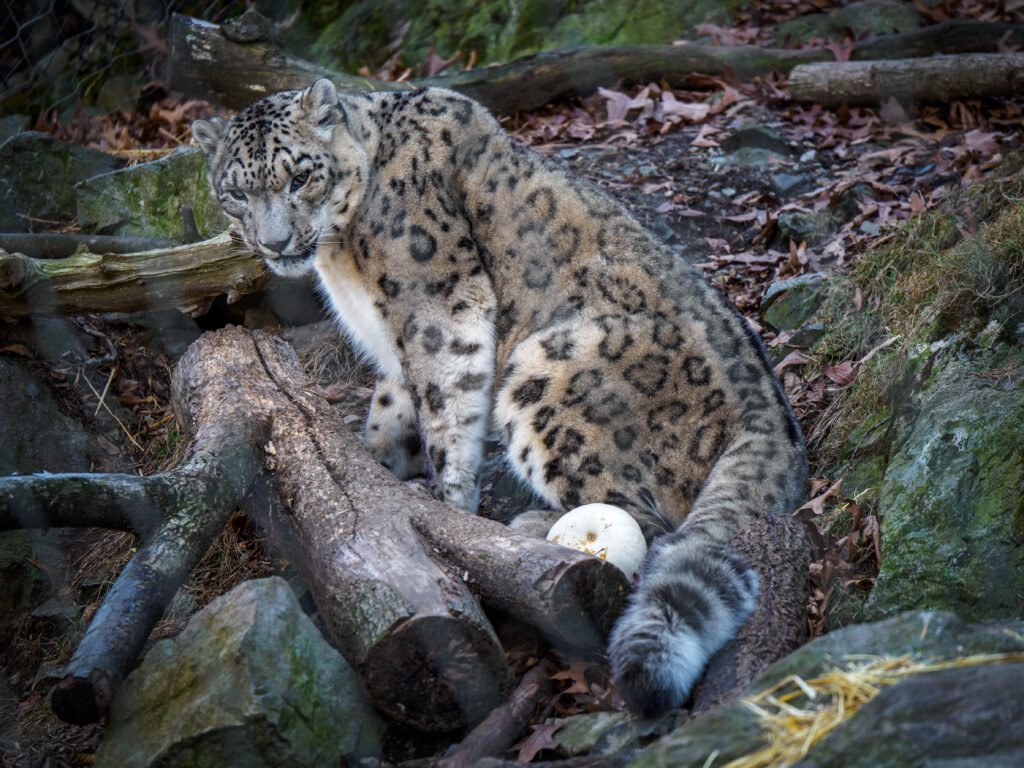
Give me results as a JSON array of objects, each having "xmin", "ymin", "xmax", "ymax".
[{"xmin": 366, "ymin": 431, "xmax": 424, "ymax": 480}]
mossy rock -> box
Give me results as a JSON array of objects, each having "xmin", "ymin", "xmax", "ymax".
[
  {"xmin": 306, "ymin": 0, "xmax": 752, "ymax": 72},
  {"xmin": 795, "ymin": 663, "xmax": 1024, "ymax": 768},
  {"xmin": 864, "ymin": 365, "xmax": 1024, "ymax": 622},
  {"xmin": 630, "ymin": 611, "xmax": 1024, "ymax": 768},
  {"xmin": 0, "ymin": 132, "xmax": 121, "ymax": 232},
  {"xmin": 96, "ymin": 577, "xmax": 384, "ymax": 767},
  {"xmin": 760, "ymin": 273, "xmax": 829, "ymax": 332},
  {"xmin": 775, "ymin": 0, "xmax": 922, "ymax": 44},
  {"xmin": 75, "ymin": 147, "xmax": 228, "ymax": 240}
]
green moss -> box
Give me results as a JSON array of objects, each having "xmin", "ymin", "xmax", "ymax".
[
  {"xmin": 305, "ymin": 0, "xmax": 752, "ymax": 72},
  {"xmin": 865, "ymin": 369, "xmax": 1024, "ymax": 621},
  {"xmin": 814, "ymin": 158, "xmax": 1024, "ymax": 471},
  {"xmin": 75, "ymin": 148, "xmax": 227, "ymax": 239}
]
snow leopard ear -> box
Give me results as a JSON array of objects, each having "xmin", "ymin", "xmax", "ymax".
[
  {"xmin": 302, "ymin": 78, "xmax": 341, "ymax": 131},
  {"xmin": 191, "ymin": 118, "xmax": 225, "ymax": 155}
]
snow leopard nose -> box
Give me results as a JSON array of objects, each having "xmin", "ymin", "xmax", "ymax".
[{"xmin": 257, "ymin": 234, "xmax": 292, "ymax": 255}]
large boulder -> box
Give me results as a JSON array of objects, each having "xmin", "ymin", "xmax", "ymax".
[
  {"xmin": 865, "ymin": 366, "xmax": 1024, "ymax": 622},
  {"xmin": 793, "ymin": 663, "xmax": 1024, "ymax": 767},
  {"xmin": 75, "ymin": 147, "xmax": 228, "ymax": 240},
  {"xmin": 95, "ymin": 576, "xmax": 385, "ymax": 768},
  {"xmin": 631, "ymin": 611, "xmax": 1024, "ymax": 767},
  {"xmin": 0, "ymin": 132, "xmax": 121, "ymax": 232}
]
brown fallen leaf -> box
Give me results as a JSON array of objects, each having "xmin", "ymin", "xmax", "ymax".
[
  {"xmin": 774, "ymin": 350, "xmax": 811, "ymax": 376},
  {"xmin": 515, "ymin": 721, "xmax": 563, "ymax": 763},
  {"xmin": 822, "ymin": 360, "xmax": 857, "ymax": 386}
]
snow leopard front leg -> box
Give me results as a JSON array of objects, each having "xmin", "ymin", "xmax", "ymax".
[{"xmin": 399, "ymin": 287, "xmax": 497, "ymax": 513}]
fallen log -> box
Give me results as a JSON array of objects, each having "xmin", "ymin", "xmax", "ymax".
[
  {"xmin": 2, "ymin": 326, "xmax": 810, "ymax": 731},
  {"xmin": 0, "ymin": 233, "xmax": 176, "ymax": 259},
  {"xmin": 0, "ymin": 326, "xmax": 628, "ymax": 732},
  {"xmin": 235, "ymin": 327, "xmax": 628, "ymax": 730},
  {"xmin": 789, "ymin": 52, "xmax": 1024, "ymax": 106},
  {"xmin": 169, "ymin": 13, "xmax": 1024, "ymax": 115},
  {"xmin": 0, "ymin": 232, "xmax": 268, "ymax": 318},
  {"xmin": 438, "ymin": 662, "xmax": 556, "ymax": 768}
]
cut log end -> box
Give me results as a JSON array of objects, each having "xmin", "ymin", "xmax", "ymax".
[
  {"xmin": 51, "ymin": 669, "xmax": 113, "ymax": 725},
  {"xmin": 361, "ymin": 614, "xmax": 508, "ymax": 732},
  {"xmin": 541, "ymin": 557, "xmax": 631, "ymax": 650}
]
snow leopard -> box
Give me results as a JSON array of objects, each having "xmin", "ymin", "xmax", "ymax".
[{"xmin": 193, "ymin": 78, "xmax": 808, "ymax": 716}]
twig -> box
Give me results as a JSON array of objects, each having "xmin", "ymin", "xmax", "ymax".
[
  {"xmin": 93, "ymin": 365, "xmax": 117, "ymax": 417},
  {"xmin": 438, "ymin": 662, "xmax": 557, "ymax": 768}
]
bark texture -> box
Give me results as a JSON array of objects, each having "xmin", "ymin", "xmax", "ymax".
[
  {"xmin": 169, "ymin": 13, "xmax": 1024, "ymax": 115},
  {"xmin": 235, "ymin": 327, "xmax": 628, "ymax": 731},
  {"xmin": 789, "ymin": 52, "xmax": 1024, "ymax": 106},
  {"xmin": 0, "ymin": 232, "xmax": 267, "ymax": 318}
]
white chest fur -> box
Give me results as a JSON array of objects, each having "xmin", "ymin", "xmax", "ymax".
[{"xmin": 314, "ymin": 245, "xmax": 403, "ymax": 380}]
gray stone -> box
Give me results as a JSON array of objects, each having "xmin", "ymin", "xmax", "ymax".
[
  {"xmin": 760, "ymin": 273, "xmax": 829, "ymax": 332},
  {"xmin": 76, "ymin": 147, "xmax": 228, "ymax": 240},
  {"xmin": 28, "ymin": 593, "xmax": 82, "ymax": 635},
  {"xmin": 794, "ymin": 664, "xmax": 1024, "ymax": 768},
  {"xmin": 555, "ymin": 711, "xmax": 633, "ymax": 756},
  {"xmin": 756, "ymin": 612, "xmax": 1024, "ymax": 692},
  {"xmin": 629, "ymin": 612, "xmax": 1024, "ymax": 768},
  {"xmin": 714, "ymin": 146, "xmax": 790, "ymax": 169},
  {"xmin": 0, "ymin": 132, "xmax": 121, "ymax": 232},
  {"xmin": 0, "ymin": 115, "xmax": 29, "ymax": 143},
  {"xmin": 720, "ymin": 125, "xmax": 792, "ymax": 156},
  {"xmin": 553, "ymin": 710, "xmax": 679, "ymax": 757},
  {"xmin": 778, "ymin": 209, "xmax": 836, "ymax": 246},
  {"xmin": 0, "ymin": 358, "xmax": 104, "ymax": 474},
  {"xmin": 628, "ymin": 700, "xmax": 767, "ymax": 768},
  {"xmin": 771, "ymin": 171, "xmax": 815, "ymax": 198},
  {"xmin": 776, "ymin": 0, "xmax": 922, "ymax": 44},
  {"xmin": 865, "ymin": 368, "xmax": 1024, "ymax": 622},
  {"xmin": 96, "ymin": 576, "xmax": 384, "ymax": 768}
]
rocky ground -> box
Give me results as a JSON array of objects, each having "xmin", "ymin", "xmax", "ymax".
[{"xmin": 2, "ymin": 1, "xmax": 1024, "ymax": 766}]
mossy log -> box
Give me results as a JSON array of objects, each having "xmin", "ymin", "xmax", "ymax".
[
  {"xmin": 789, "ymin": 52, "xmax": 1024, "ymax": 106},
  {"xmin": 169, "ymin": 14, "xmax": 1024, "ymax": 115},
  {"xmin": 0, "ymin": 232, "xmax": 267, "ymax": 318},
  {"xmin": 0, "ymin": 326, "xmax": 628, "ymax": 732}
]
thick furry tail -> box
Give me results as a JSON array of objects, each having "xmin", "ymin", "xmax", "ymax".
[{"xmin": 609, "ymin": 435, "xmax": 806, "ymax": 716}]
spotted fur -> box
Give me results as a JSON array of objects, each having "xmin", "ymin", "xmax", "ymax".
[{"xmin": 194, "ymin": 80, "xmax": 808, "ymax": 716}]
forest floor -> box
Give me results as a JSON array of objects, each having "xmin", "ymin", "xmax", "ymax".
[{"xmin": 4, "ymin": 3, "xmax": 1024, "ymax": 765}]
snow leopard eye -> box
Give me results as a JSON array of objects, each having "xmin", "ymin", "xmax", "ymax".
[
  {"xmin": 290, "ymin": 171, "xmax": 311, "ymax": 193},
  {"xmin": 223, "ymin": 187, "xmax": 246, "ymax": 204}
]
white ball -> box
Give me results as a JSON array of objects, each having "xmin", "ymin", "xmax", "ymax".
[{"xmin": 546, "ymin": 503, "xmax": 648, "ymax": 579}]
